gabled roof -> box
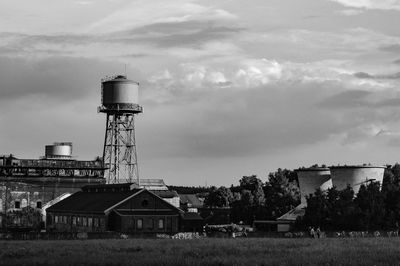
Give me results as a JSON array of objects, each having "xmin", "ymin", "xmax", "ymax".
[
  {"xmin": 277, "ymin": 204, "xmax": 306, "ymax": 222},
  {"xmin": 179, "ymin": 194, "xmax": 203, "ymax": 208},
  {"xmin": 47, "ymin": 189, "xmax": 143, "ymax": 214}
]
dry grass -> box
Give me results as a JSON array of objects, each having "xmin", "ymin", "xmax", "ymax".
[{"xmin": 1, "ymin": 237, "xmax": 400, "ymax": 265}]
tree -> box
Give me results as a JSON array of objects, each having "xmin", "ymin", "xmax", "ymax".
[
  {"xmin": 301, "ymin": 188, "xmax": 329, "ymax": 228},
  {"xmin": 264, "ymin": 169, "xmax": 300, "ymax": 219},
  {"xmin": 204, "ymin": 186, "xmax": 233, "ymax": 208},
  {"xmin": 354, "ymin": 182, "xmax": 385, "ymax": 230},
  {"xmin": 239, "ymin": 175, "xmax": 265, "ymax": 206}
]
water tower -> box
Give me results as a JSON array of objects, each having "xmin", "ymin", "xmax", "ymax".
[{"xmin": 98, "ymin": 75, "xmax": 142, "ymax": 184}]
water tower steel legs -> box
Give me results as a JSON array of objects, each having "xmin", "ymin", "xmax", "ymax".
[{"xmin": 103, "ymin": 113, "xmax": 139, "ymax": 184}]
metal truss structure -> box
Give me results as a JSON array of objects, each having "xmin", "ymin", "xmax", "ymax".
[{"xmin": 102, "ymin": 112, "xmax": 140, "ymax": 184}]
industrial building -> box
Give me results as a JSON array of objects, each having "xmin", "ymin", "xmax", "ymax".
[
  {"xmin": 46, "ymin": 184, "xmax": 183, "ymax": 234},
  {"xmin": 0, "ymin": 142, "xmax": 106, "ymax": 229}
]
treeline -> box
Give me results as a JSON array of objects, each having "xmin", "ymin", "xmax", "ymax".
[
  {"xmin": 298, "ymin": 164, "xmax": 400, "ymax": 231},
  {"xmin": 204, "ymin": 169, "xmax": 300, "ymax": 224}
]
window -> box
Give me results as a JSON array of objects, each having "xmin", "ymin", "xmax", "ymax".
[
  {"xmin": 83, "ymin": 217, "xmax": 87, "ymax": 227},
  {"xmin": 94, "ymin": 218, "xmax": 99, "ymax": 227},
  {"xmin": 14, "ymin": 201, "xmax": 20, "ymax": 209},
  {"xmin": 88, "ymin": 217, "xmax": 93, "ymax": 227},
  {"xmin": 137, "ymin": 219, "xmax": 143, "ymax": 229},
  {"xmin": 148, "ymin": 218, "xmax": 154, "ymax": 229},
  {"xmin": 141, "ymin": 200, "xmax": 149, "ymax": 207},
  {"xmin": 55, "ymin": 215, "xmax": 59, "ymax": 223},
  {"xmin": 21, "ymin": 199, "xmax": 28, "ymax": 208},
  {"xmin": 72, "ymin": 216, "xmax": 77, "ymax": 226},
  {"xmin": 36, "ymin": 201, "xmax": 42, "ymax": 209},
  {"xmin": 158, "ymin": 219, "xmax": 164, "ymax": 229},
  {"xmin": 77, "ymin": 217, "xmax": 81, "ymax": 226}
]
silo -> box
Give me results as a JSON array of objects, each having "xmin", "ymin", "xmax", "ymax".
[
  {"xmin": 45, "ymin": 142, "xmax": 73, "ymax": 160},
  {"xmin": 329, "ymin": 165, "xmax": 385, "ymax": 194},
  {"xmin": 296, "ymin": 167, "xmax": 332, "ymax": 205}
]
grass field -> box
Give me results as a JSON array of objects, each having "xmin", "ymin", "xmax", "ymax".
[{"xmin": 1, "ymin": 237, "xmax": 400, "ymax": 265}]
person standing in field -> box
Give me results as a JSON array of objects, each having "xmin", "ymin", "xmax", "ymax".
[
  {"xmin": 316, "ymin": 227, "xmax": 321, "ymax": 238},
  {"xmin": 309, "ymin": 227, "xmax": 315, "ymax": 238}
]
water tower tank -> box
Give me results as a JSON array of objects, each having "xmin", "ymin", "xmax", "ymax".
[
  {"xmin": 329, "ymin": 165, "xmax": 385, "ymax": 194},
  {"xmin": 101, "ymin": 75, "xmax": 139, "ymax": 111},
  {"xmin": 45, "ymin": 142, "xmax": 73, "ymax": 159},
  {"xmin": 296, "ymin": 167, "xmax": 332, "ymax": 205}
]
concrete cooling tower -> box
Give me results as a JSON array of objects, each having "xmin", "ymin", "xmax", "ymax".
[
  {"xmin": 296, "ymin": 167, "xmax": 332, "ymax": 205},
  {"xmin": 329, "ymin": 165, "xmax": 385, "ymax": 194}
]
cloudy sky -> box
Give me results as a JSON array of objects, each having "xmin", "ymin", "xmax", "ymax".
[{"xmin": 0, "ymin": 0, "xmax": 400, "ymax": 186}]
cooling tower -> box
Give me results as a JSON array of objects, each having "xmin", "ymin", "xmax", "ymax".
[
  {"xmin": 296, "ymin": 167, "xmax": 332, "ymax": 205},
  {"xmin": 329, "ymin": 165, "xmax": 385, "ymax": 194}
]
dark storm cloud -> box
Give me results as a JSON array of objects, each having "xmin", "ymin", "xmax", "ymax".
[
  {"xmin": 0, "ymin": 32, "xmax": 95, "ymax": 49},
  {"xmin": 380, "ymin": 44, "xmax": 400, "ymax": 53},
  {"xmin": 318, "ymin": 90, "xmax": 371, "ymax": 109},
  {"xmin": 139, "ymin": 75, "xmax": 400, "ymax": 159},
  {"xmin": 123, "ymin": 20, "xmax": 239, "ymax": 35},
  {"xmin": 374, "ymin": 98, "xmax": 400, "ymax": 108},
  {"xmin": 110, "ymin": 20, "xmax": 244, "ymax": 48},
  {"xmin": 0, "ymin": 56, "xmax": 126, "ymax": 102},
  {"xmin": 318, "ymin": 90, "xmax": 400, "ymax": 110},
  {"xmin": 120, "ymin": 53, "xmax": 148, "ymax": 58},
  {"xmin": 354, "ymin": 71, "xmax": 400, "ymax": 79},
  {"xmin": 139, "ymin": 83, "xmax": 348, "ymax": 158},
  {"xmin": 0, "ymin": 20, "xmax": 242, "ymax": 55}
]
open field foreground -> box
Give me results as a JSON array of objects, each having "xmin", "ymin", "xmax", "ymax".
[{"xmin": 2, "ymin": 238, "xmax": 400, "ymax": 265}]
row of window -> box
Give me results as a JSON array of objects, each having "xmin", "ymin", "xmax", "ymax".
[
  {"xmin": 14, "ymin": 201, "xmax": 42, "ymax": 209},
  {"xmin": 136, "ymin": 218, "xmax": 164, "ymax": 230},
  {"xmin": 53, "ymin": 215, "xmax": 166, "ymax": 230},
  {"xmin": 54, "ymin": 215, "xmax": 104, "ymax": 228}
]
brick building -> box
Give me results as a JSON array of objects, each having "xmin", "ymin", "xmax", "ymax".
[{"xmin": 46, "ymin": 184, "xmax": 183, "ymax": 234}]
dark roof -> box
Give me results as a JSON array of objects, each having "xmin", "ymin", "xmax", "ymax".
[
  {"xmin": 114, "ymin": 210, "xmax": 180, "ymax": 216},
  {"xmin": 47, "ymin": 189, "xmax": 142, "ymax": 214},
  {"xmin": 151, "ymin": 190, "xmax": 179, "ymax": 198},
  {"xmin": 181, "ymin": 212, "xmax": 203, "ymax": 221},
  {"xmin": 179, "ymin": 194, "xmax": 203, "ymax": 208}
]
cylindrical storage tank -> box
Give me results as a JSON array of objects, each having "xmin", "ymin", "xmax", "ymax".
[
  {"xmin": 102, "ymin": 75, "xmax": 139, "ymax": 109},
  {"xmin": 329, "ymin": 166, "xmax": 385, "ymax": 194},
  {"xmin": 296, "ymin": 168, "xmax": 332, "ymax": 205},
  {"xmin": 45, "ymin": 142, "xmax": 72, "ymax": 159}
]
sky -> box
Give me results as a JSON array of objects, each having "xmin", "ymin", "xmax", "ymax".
[{"xmin": 0, "ymin": 0, "xmax": 400, "ymax": 186}]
